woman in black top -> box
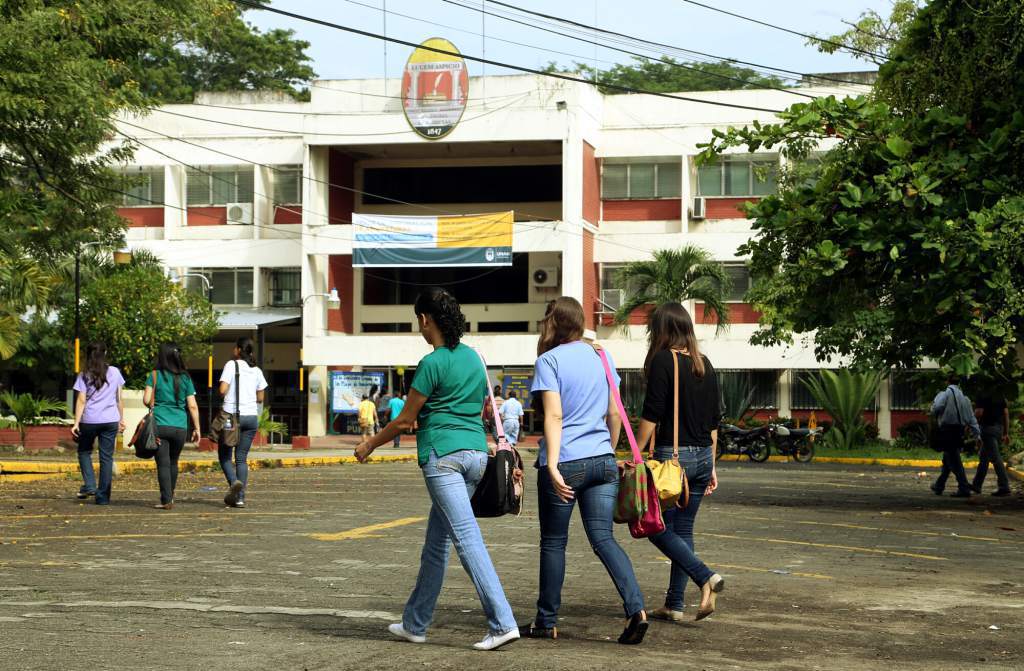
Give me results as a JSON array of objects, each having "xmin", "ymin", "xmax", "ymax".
[{"xmin": 634, "ymin": 302, "xmax": 724, "ymax": 622}]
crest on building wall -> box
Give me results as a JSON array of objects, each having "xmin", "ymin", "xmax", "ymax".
[{"xmin": 401, "ymin": 37, "xmax": 469, "ymax": 140}]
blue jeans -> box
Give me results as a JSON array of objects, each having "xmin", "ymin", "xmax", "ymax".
[
  {"xmin": 403, "ymin": 448, "xmax": 517, "ymax": 637},
  {"xmin": 974, "ymin": 425, "xmax": 1010, "ymax": 492},
  {"xmin": 650, "ymin": 445, "xmax": 716, "ymax": 611},
  {"xmin": 77, "ymin": 422, "xmax": 118, "ymax": 504},
  {"xmin": 502, "ymin": 418, "xmax": 520, "ymax": 445},
  {"xmin": 535, "ymin": 453, "xmax": 645, "ymax": 628},
  {"xmin": 218, "ymin": 415, "xmax": 258, "ymax": 501}
]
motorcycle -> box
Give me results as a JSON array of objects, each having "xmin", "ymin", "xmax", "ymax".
[
  {"xmin": 767, "ymin": 423, "xmax": 822, "ymax": 463},
  {"xmin": 717, "ymin": 423, "xmax": 771, "ymax": 462}
]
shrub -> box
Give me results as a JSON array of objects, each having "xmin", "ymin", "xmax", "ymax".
[
  {"xmin": 864, "ymin": 423, "xmax": 880, "ymax": 441},
  {"xmin": 897, "ymin": 419, "xmax": 930, "ymax": 445},
  {"xmin": 805, "ymin": 369, "xmax": 883, "ymax": 451},
  {"xmin": 0, "ymin": 391, "xmax": 67, "ymax": 449}
]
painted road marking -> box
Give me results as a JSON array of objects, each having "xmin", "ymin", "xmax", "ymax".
[
  {"xmin": 700, "ymin": 532, "xmax": 947, "ymax": 561},
  {"xmin": 0, "ymin": 511, "xmax": 319, "ymax": 520},
  {"xmin": 0, "ymin": 599, "xmax": 398, "ymax": 620},
  {"xmin": 307, "ymin": 516, "xmax": 426, "ymax": 541},
  {"xmin": 0, "ymin": 532, "xmax": 251, "ymax": 543},
  {"xmin": 653, "ymin": 556, "xmax": 833, "ymax": 580}
]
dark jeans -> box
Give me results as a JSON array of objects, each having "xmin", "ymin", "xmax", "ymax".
[
  {"xmin": 77, "ymin": 422, "xmax": 118, "ymax": 504},
  {"xmin": 218, "ymin": 415, "xmax": 258, "ymax": 501},
  {"xmin": 155, "ymin": 426, "xmax": 187, "ymax": 505},
  {"xmin": 974, "ymin": 425, "xmax": 1010, "ymax": 492},
  {"xmin": 535, "ymin": 453, "xmax": 645, "ymax": 628},
  {"xmin": 650, "ymin": 445, "xmax": 715, "ymax": 611},
  {"xmin": 933, "ymin": 426, "xmax": 971, "ymax": 494}
]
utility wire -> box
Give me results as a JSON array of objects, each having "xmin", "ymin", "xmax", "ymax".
[
  {"xmin": 460, "ymin": 0, "xmax": 870, "ymax": 87},
  {"xmin": 676, "ymin": 0, "xmax": 889, "ymax": 62},
  {"xmin": 230, "ymin": 0, "xmax": 785, "ymax": 114}
]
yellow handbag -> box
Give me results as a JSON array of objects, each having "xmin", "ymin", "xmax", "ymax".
[{"xmin": 646, "ymin": 349, "xmax": 690, "ymax": 509}]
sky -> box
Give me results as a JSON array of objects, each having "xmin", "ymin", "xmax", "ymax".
[{"xmin": 246, "ymin": 0, "xmax": 896, "ymax": 84}]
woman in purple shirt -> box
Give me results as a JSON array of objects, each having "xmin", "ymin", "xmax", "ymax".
[{"xmin": 71, "ymin": 342, "xmax": 125, "ymax": 505}]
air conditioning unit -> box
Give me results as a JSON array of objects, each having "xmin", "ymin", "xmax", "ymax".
[
  {"xmin": 226, "ymin": 202, "xmax": 253, "ymax": 225},
  {"xmin": 690, "ymin": 196, "xmax": 706, "ymax": 220},
  {"xmin": 532, "ymin": 266, "xmax": 559, "ymax": 288},
  {"xmin": 600, "ymin": 289, "xmax": 624, "ymax": 313}
]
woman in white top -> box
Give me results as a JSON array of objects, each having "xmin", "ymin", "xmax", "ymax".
[{"xmin": 218, "ymin": 337, "xmax": 268, "ymax": 508}]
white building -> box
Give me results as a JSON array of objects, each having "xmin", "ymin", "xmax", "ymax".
[{"xmin": 116, "ymin": 73, "xmax": 921, "ymax": 441}]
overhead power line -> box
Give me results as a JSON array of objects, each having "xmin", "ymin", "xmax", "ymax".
[
  {"xmin": 676, "ymin": 0, "xmax": 889, "ymax": 62},
  {"xmin": 461, "ymin": 0, "xmax": 870, "ymax": 87},
  {"xmin": 230, "ymin": 0, "xmax": 785, "ymax": 114}
]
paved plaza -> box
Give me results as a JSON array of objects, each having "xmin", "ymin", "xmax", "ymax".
[{"xmin": 0, "ymin": 460, "xmax": 1022, "ymax": 670}]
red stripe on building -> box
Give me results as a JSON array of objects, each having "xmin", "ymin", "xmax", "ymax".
[
  {"xmin": 119, "ymin": 207, "xmax": 163, "ymax": 228},
  {"xmin": 273, "ymin": 205, "xmax": 303, "ymax": 225},
  {"xmin": 187, "ymin": 206, "xmax": 227, "ymax": 226},
  {"xmin": 582, "ymin": 235, "xmax": 596, "ymax": 330},
  {"xmin": 329, "ymin": 150, "xmax": 355, "ymax": 225},
  {"xmin": 328, "ymin": 255, "xmax": 354, "ymax": 334},
  {"xmin": 704, "ymin": 197, "xmax": 759, "ymax": 219},
  {"xmin": 582, "ymin": 141, "xmax": 599, "ymax": 226},
  {"xmin": 602, "ymin": 199, "xmax": 681, "ymax": 221},
  {"xmin": 694, "ymin": 302, "xmax": 762, "ymax": 324}
]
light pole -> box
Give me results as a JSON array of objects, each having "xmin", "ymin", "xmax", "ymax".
[
  {"xmin": 299, "ymin": 289, "xmax": 340, "ymax": 439},
  {"xmin": 170, "ymin": 271, "xmax": 215, "ymax": 430},
  {"xmin": 74, "ymin": 243, "xmax": 132, "ymax": 374}
]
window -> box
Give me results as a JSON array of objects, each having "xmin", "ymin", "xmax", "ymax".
[
  {"xmin": 891, "ymin": 370, "xmax": 927, "ymax": 410},
  {"xmin": 363, "ymin": 253, "xmax": 530, "ymax": 305},
  {"xmin": 269, "ymin": 268, "xmax": 301, "ymax": 307},
  {"xmin": 601, "ymin": 161, "xmax": 681, "ymax": 199},
  {"xmin": 791, "ymin": 370, "xmax": 824, "ymax": 410},
  {"xmin": 722, "ymin": 263, "xmax": 752, "ymax": 302},
  {"xmin": 362, "ymin": 323, "xmax": 413, "ymax": 333},
  {"xmin": 187, "ymin": 267, "xmax": 254, "ymax": 306},
  {"xmin": 600, "ymin": 264, "xmax": 625, "ymax": 291},
  {"xmin": 720, "ymin": 370, "xmax": 779, "ymax": 410},
  {"xmin": 186, "ymin": 166, "xmax": 254, "ymax": 206},
  {"xmin": 697, "ymin": 155, "xmax": 777, "ymax": 197},
  {"xmin": 273, "ymin": 165, "xmax": 302, "ymax": 205},
  {"xmin": 363, "ymin": 165, "xmax": 561, "ymax": 204},
  {"xmin": 120, "ymin": 167, "xmax": 164, "ymax": 207}
]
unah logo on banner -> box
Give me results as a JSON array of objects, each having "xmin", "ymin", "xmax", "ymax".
[{"xmin": 401, "ymin": 37, "xmax": 469, "ymax": 140}]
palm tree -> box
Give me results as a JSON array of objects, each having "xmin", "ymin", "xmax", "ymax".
[
  {"xmin": 0, "ymin": 242, "xmax": 56, "ymax": 359},
  {"xmin": 611, "ymin": 245, "xmax": 731, "ymax": 333}
]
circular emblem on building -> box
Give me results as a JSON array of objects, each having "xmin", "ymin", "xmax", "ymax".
[{"xmin": 401, "ymin": 38, "xmax": 469, "ymax": 140}]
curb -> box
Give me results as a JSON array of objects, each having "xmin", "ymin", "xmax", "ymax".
[
  {"xmin": 716, "ymin": 455, "xmax": 979, "ymax": 467},
  {"xmin": 1009, "ymin": 467, "xmax": 1024, "ymax": 482},
  {"xmin": 0, "ymin": 453, "xmax": 417, "ymax": 476}
]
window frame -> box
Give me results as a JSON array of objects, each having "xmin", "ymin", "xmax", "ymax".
[
  {"xmin": 601, "ymin": 160, "xmax": 682, "ymax": 200},
  {"xmin": 187, "ymin": 267, "xmax": 255, "ymax": 307},
  {"xmin": 273, "ymin": 165, "xmax": 303, "ymax": 206},
  {"xmin": 696, "ymin": 154, "xmax": 779, "ymax": 198},
  {"xmin": 186, "ymin": 165, "xmax": 254, "ymax": 207},
  {"xmin": 890, "ymin": 370, "xmax": 928, "ymax": 411},
  {"xmin": 721, "ymin": 263, "xmax": 752, "ymax": 303},
  {"xmin": 268, "ymin": 267, "xmax": 301, "ymax": 307},
  {"xmin": 119, "ymin": 167, "xmax": 165, "ymax": 208},
  {"xmin": 719, "ymin": 369, "xmax": 779, "ymax": 410}
]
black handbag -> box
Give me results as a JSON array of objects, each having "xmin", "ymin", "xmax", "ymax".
[
  {"xmin": 470, "ymin": 350, "xmax": 524, "ymax": 518},
  {"xmin": 129, "ymin": 371, "xmax": 160, "ymax": 459},
  {"xmin": 208, "ymin": 361, "xmax": 241, "ymax": 447}
]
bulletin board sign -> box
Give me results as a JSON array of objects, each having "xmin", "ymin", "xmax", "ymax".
[{"xmin": 330, "ymin": 371, "xmax": 386, "ymax": 414}]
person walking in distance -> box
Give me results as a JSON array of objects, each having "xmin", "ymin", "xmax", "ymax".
[
  {"xmin": 930, "ymin": 374, "xmax": 982, "ymax": 497},
  {"xmin": 218, "ymin": 337, "xmax": 267, "ymax": 509},
  {"xmin": 388, "ymin": 393, "xmax": 406, "ymax": 448},
  {"xmin": 500, "ymin": 390, "xmax": 524, "ymax": 447},
  {"xmin": 354, "ymin": 287, "xmax": 519, "ymax": 651},
  {"xmin": 358, "ymin": 395, "xmax": 376, "ymax": 440},
  {"xmin": 519, "ymin": 297, "xmax": 649, "ymax": 645},
  {"xmin": 143, "ymin": 343, "xmax": 201, "ymax": 510},
  {"xmin": 971, "ymin": 389, "xmax": 1012, "ymax": 497},
  {"xmin": 633, "ymin": 303, "xmax": 725, "ymax": 622},
  {"xmin": 71, "ymin": 342, "xmax": 125, "ymax": 505}
]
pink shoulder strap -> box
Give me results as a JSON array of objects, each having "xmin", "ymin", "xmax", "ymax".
[
  {"xmin": 472, "ymin": 348, "xmax": 508, "ymax": 445},
  {"xmin": 596, "ymin": 347, "xmax": 643, "ymax": 465}
]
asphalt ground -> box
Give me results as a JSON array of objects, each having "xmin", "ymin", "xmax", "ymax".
[{"xmin": 0, "ymin": 461, "xmax": 1022, "ymax": 671}]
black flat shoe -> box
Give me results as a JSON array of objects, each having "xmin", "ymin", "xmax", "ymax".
[
  {"xmin": 930, "ymin": 484, "xmax": 943, "ymax": 496},
  {"xmin": 617, "ymin": 611, "xmax": 648, "ymax": 645},
  {"xmin": 992, "ymin": 489, "xmax": 1011, "ymax": 497},
  {"xmin": 518, "ymin": 622, "xmax": 557, "ymax": 639}
]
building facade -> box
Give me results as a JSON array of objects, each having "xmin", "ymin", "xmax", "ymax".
[{"xmin": 116, "ymin": 74, "xmax": 923, "ymax": 440}]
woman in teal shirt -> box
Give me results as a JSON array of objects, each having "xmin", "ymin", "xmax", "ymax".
[
  {"xmin": 355, "ymin": 288, "xmax": 518, "ymax": 652},
  {"xmin": 143, "ymin": 343, "xmax": 201, "ymax": 510}
]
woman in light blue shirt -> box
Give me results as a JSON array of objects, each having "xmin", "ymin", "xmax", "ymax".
[{"xmin": 519, "ymin": 297, "xmax": 647, "ymax": 645}]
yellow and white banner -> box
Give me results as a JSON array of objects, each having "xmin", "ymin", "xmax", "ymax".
[{"xmin": 352, "ymin": 211, "xmax": 513, "ymax": 267}]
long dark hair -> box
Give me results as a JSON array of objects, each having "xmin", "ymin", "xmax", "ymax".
[
  {"xmin": 84, "ymin": 341, "xmax": 109, "ymax": 391},
  {"xmin": 645, "ymin": 302, "xmax": 705, "ymax": 377},
  {"xmin": 537, "ymin": 296, "xmax": 585, "ymax": 356},
  {"xmin": 155, "ymin": 342, "xmax": 186, "ymax": 404},
  {"xmin": 414, "ymin": 287, "xmax": 465, "ymax": 350},
  {"xmin": 235, "ymin": 336, "xmax": 257, "ymax": 367}
]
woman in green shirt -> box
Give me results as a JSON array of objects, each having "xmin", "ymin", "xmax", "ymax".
[
  {"xmin": 354, "ymin": 288, "xmax": 518, "ymax": 652},
  {"xmin": 143, "ymin": 343, "xmax": 201, "ymax": 509}
]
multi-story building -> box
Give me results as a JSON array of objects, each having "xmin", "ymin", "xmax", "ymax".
[{"xmin": 117, "ymin": 73, "xmax": 924, "ymax": 441}]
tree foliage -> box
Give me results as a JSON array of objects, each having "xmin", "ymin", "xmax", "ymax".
[
  {"xmin": 544, "ymin": 56, "xmax": 789, "ymax": 93},
  {"xmin": 807, "ymin": 0, "xmax": 919, "ymax": 65},
  {"xmin": 700, "ymin": 0, "xmax": 1024, "ymax": 383},
  {"xmin": 62, "ymin": 260, "xmax": 220, "ymax": 388},
  {"xmin": 611, "ymin": 245, "xmax": 731, "ymax": 332}
]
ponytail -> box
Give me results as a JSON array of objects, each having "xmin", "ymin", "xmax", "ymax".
[
  {"xmin": 413, "ymin": 287, "xmax": 465, "ymax": 350},
  {"xmin": 235, "ymin": 337, "xmax": 257, "ymax": 367}
]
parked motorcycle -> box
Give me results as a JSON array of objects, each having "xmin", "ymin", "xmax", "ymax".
[
  {"xmin": 717, "ymin": 423, "xmax": 771, "ymax": 462},
  {"xmin": 767, "ymin": 423, "xmax": 822, "ymax": 463}
]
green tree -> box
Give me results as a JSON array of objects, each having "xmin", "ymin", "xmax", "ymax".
[
  {"xmin": 700, "ymin": 0, "xmax": 1024, "ymax": 383},
  {"xmin": 807, "ymin": 0, "xmax": 919, "ymax": 65},
  {"xmin": 611, "ymin": 245, "xmax": 731, "ymax": 331},
  {"xmin": 63, "ymin": 259, "xmax": 220, "ymax": 388},
  {"xmin": 544, "ymin": 56, "xmax": 789, "ymax": 93}
]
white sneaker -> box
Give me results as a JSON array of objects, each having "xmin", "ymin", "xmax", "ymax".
[
  {"xmin": 472, "ymin": 628, "xmax": 520, "ymax": 651},
  {"xmin": 388, "ymin": 623, "xmax": 425, "ymax": 644}
]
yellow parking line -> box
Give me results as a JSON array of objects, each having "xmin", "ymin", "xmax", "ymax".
[
  {"xmin": 700, "ymin": 532, "xmax": 947, "ymax": 561},
  {"xmin": 307, "ymin": 516, "xmax": 426, "ymax": 541}
]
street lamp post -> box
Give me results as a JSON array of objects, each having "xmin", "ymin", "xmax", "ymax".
[
  {"xmin": 299, "ymin": 289, "xmax": 340, "ymax": 440},
  {"xmin": 171, "ymin": 272, "xmax": 215, "ymax": 430},
  {"xmin": 73, "ymin": 241, "xmax": 104, "ymax": 374}
]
